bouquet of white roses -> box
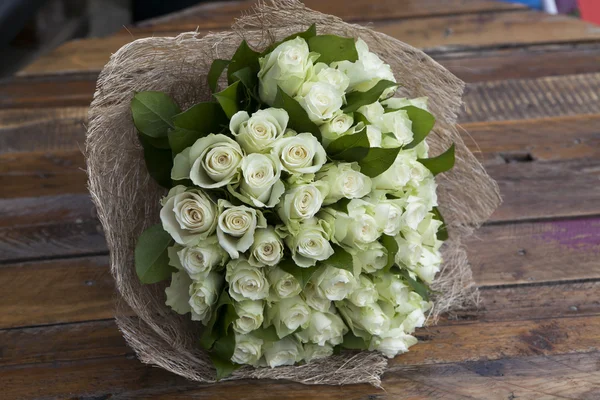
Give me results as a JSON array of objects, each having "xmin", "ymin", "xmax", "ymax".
[{"xmin": 130, "ymin": 24, "xmax": 455, "ymax": 379}]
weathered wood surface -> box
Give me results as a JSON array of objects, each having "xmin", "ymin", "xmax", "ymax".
[
  {"xmin": 18, "ymin": 8, "xmax": 600, "ymax": 77},
  {"xmin": 2, "ymin": 1, "xmax": 600, "ymax": 399}
]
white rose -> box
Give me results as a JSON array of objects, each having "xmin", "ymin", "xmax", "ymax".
[
  {"xmin": 303, "ymin": 343, "xmax": 334, "ymax": 363},
  {"xmin": 403, "ymin": 195, "xmax": 428, "ymax": 230},
  {"xmin": 370, "ymin": 333, "xmax": 418, "ymax": 358},
  {"xmin": 337, "ymin": 301, "xmax": 390, "ymax": 336},
  {"xmin": 226, "ymin": 258, "xmax": 270, "ymax": 301},
  {"xmin": 285, "ymin": 218, "xmax": 334, "ymax": 268},
  {"xmin": 230, "ymin": 108, "xmax": 289, "ymax": 153},
  {"xmin": 267, "ymin": 267, "xmax": 302, "ymax": 299},
  {"xmin": 383, "ymin": 96, "xmax": 429, "ymax": 111},
  {"xmin": 297, "ymin": 82, "xmax": 344, "ymax": 124},
  {"xmin": 412, "ymin": 176, "xmax": 438, "ymax": 211},
  {"xmin": 312, "ymin": 62, "xmax": 350, "ymax": 93},
  {"xmin": 302, "ymin": 281, "xmax": 332, "ymax": 312},
  {"xmin": 217, "ymin": 200, "xmax": 266, "ymax": 259},
  {"xmin": 277, "ymin": 182, "xmax": 328, "ymax": 232},
  {"xmin": 249, "ymin": 228, "xmax": 284, "ymax": 267},
  {"xmin": 263, "ymin": 336, "xmax": 304, "ymax": 368},
  {"xmin": 319, "ymin": 111, "xmax": 354, "ymax": 147},
  {"xmin": 366, "ymin": 125, "xmax": 383, "ymax": 148},
  {"xmin": 377, "ymin": 109, "xmax": 413, "ymax": 145},
  {"xmin": 370, "ymin": 197, "xmax": 405, "ymax": 236},
  {"xmin": 267, "ymin": 295, "xmax": 311, "ymax": 338},
  {"xmin": 373, "ymin": 272, "xmax": 410, "ymax": 307},
  {"xmin": 232, "ymin": 153, "xmax": 285, "ymax": 208},
  {"xmin": 233, "ymin": 300, "xmax": 265, "ymax": 334},
  {"xmin": 313, "ymin": 265, "xmax": 356, "ymax": 301},
  {"xmin": 348, "ymin": 275, "xmax": 378, "ymax": 307},
  {"xmin": 395, "ymin": 230, "xmax": 423, "ymax": 267},
  {"xmin": 333, "ymin": 38, "xmax": 396, "ymax": 94},
  {"xmin": 165, "ymin": 271, "xmax": 192, "ymax": 315},
  {"xmin": 417, "ymin": 246, "xmax": 442, "ymax": 284},
  {"xmin": 160, "ymin": 186, "xmax": 218, "ymax": 245},
  {"xmin": 271, "ymin": 132, "xmax": 327, "ymax": 174},
  {"xmin": 167, "ymin": 237, "xmax": 228, "ymax": 280},
  {"xmin": 171, "ymin": 134, "xmax": 243, "ymax": 188},
  {"xmin": 258, "ymin": 37, "xmax": 319, "ymax": 105},
  {"xmin": 296, "ymin": 310, "xmax": 347, "ymax": 346},
  {"xmin": 232, "ymin": 333, "xmax": 263, "ymax": 365},
  {"xmin": 417, "ymin": 213, "xmax": 444, "ymax": 249},
  {"xmin": 351, "ymin": 241, "xmax": 388, "ymax": 274},
  {"xmin": 188, "ymin": 271, "xmax": 222, "ymax": 323},
  {"xmin": 316, "ymin": 162, "xmax": 372, "ymax": 205},
  {"xmin": 330, "ymin": 199, "xmax": 381, "ymax": 250},
  {"xmin": 357, "ymin": 101, "xmax": 385, "ymax": 124},
  {"xmin": 372, "ymin": 152, "xmax": 415, "ymax": 193}
]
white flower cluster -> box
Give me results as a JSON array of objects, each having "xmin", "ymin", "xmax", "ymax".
[{"xmin": 161, "ymin": 36, "xmax": 443, "ymax": 367}]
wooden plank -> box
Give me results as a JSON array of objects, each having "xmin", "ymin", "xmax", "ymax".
[
  {"xmin": 0, "ymin": 107, "xmax": 87, "ymax": 154},
  {"xmin": 132, "ymin": 0, "xmax": 525, "ymax": 31},
  {"xmin": 467, "ymin": 217, "xmax": 600, "ymax": 286},
  {"xmin": 18, "ymin": 10, "xmax": 600, "ymax": 77},
  {"xmin": 461, "ymin": 115, "xmax": 600, "ymax": 164},
  {"xmin": 2, "ymin": 279, "xmax": 599, "ymax": 367},
  {"xmin": 461, "ymin": 72, "xmax": 600, "ymax": 123},
  {"xmin": 438, "ymin": 43, "xmax": 600, "ymax": 83},
  {"xmin": 0, "ymin": 73, "xmax": 97, "ymax": 109},
  {"xmin": 5, "ymin": 43, "xmax": 600, "ymax": 110},
  {"xmin": 0, "ymin": 151, "xmax": 87, "ymax": 199},
  {"xmin": 1, "ymin": 212, "xmax": 599, "ymax": 327},
  {"xmin": 0, "ymin": 256, "xmax": 113, "ymax": 329},
  {"xmin": 1, "ymin": 347, "xmax": 598, "ymax": 399}
]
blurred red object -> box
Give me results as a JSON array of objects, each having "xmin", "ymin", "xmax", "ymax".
[{"xmin": 579, "ymin": 0, "xmax": 600, "ymax": 25}]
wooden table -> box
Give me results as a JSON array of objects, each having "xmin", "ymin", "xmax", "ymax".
[{"xmin": 2, "ymin": 1, "xmax": 600, "ymax": 398}]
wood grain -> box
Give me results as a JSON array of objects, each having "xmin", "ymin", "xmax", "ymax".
[
  {"xmin": 19, "ymin": 10, "xmax": 600, "ymax": 77},
  {"xmin": 0, "ymin": 256, "xmax": 113, "ymax": 329},
  {"xmin": 1, "ymin": 213, "xmax": 598, "ymax": 328},
  {"xmin": 132, "ymin": 0, "xmax": 525, "ymax": 31},
  {"xmin": 2, "ymin": 349, "xmax": 598, "ymax": 399}
]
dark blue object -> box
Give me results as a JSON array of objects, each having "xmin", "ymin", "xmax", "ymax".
[{"xmin": 498, "ymin": 0, "xmax": 543, "ymax": 10}]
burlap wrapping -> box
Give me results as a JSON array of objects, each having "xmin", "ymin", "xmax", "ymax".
[{"xmin": 85, "ymin": 0, "xmax": 501, "ymax": 387}]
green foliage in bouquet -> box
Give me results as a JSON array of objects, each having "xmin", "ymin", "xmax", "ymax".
[{"xmin": 131, "ymin": 24, "xmax": 455, "ymax": 379}]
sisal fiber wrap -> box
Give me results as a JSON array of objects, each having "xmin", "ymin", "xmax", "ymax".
[{"xmin": 85, "ymin": 0, "xmax": 501, "ymax": 387}]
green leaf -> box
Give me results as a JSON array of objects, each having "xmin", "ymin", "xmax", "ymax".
[
  {"xmin": 210, "ymin": 353, "xmax": 240, "ymax": 381},
  {"xmin": 214, "ymin": 81, "xmax": 243, "ymax": 119},
  {"xmin": 356, "ymin": 147, "xmax": 401, "ymax": 178},
  {"xmin": 341, "ymin": 331, "xmax": 370, "ymax": 350},
  {"xmin": 138, "ymin": 134, "xmax": 173, "ymax": 188},
  {"xmin": 143, "ymin": 135, "xmax": 171, "ymax": 149},
  {"xmin": 208, "ymin": 59, "xmax": 230, "ymax": 93},
  {"xmin": 353, "ymin": 111, "xmax": 370, "ymax": 125},
  {"xmin": 279, "ymin": 258, "xmax": 320, "ymax": 289},
  {"xmin": 131, "ymin": 91, "xmax": 181, "ymax": 138},
  {"xmin": 308, "ymin": 34, "xmax": 358, "ymax": 65},
  {"xmin": 134, "ymin": 224, "xmax": 173, "ymax": 284},
  {"xmin": 327, "ymin": 129, "xmax": 369, "ymax": 157},
  {"xmin": 393, "ymin": 266, "xmax": 431, "ymax": 301},
  {"xmin": 343, "ymin": 80, "xmax": 397, "ymax": 113},
  {"xmin": 200, "ymin": 291, "xmax": 234, "ymax": 350},
  {"xmin": 227, "ymin": 40, "xmax": 260, "ymax": 85},
  {"xmin": 328, "ymin": 198, "xmax": 351, "ymax": 214},
  {"xmin": 418, "ymin": 143, "xmax": 455, "ymax": 176},
  {"xmin": 252, "ymin": 325, "xmax": 279, "ymax": 342},
  {"xmin": 380, "ymin": 234, "xmax": 398, "ymax": 270},
  {"xmin": 262, "ymin": 23, "xmax": 317, "ymax": 55},
  {"xmin": 273, "ymin": 87, "xmax": 321, "ymax": 141},
  {"xmin": 431, "ymin": 207, "xmax": 449, "ymax": 241},
  {"xmin": 168, "ymin": 102, "xmax": 227, "ymax": 155},
  {"xmin": 402, "ymin": 106, "xmax": 435, "ymax": 149},
  {"xmin": 323, "ymin": 244, "xmax": 353, "ymax": 273}
]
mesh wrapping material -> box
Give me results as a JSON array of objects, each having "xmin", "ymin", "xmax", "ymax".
[{"xmin": 86, "ymin": 0, "xmax": 501, "ymax": 387}]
